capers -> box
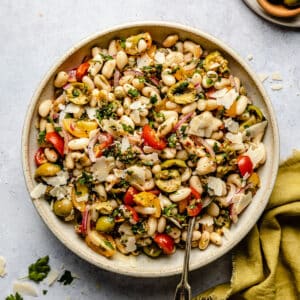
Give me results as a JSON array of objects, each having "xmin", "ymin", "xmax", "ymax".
[
  {"xmin": 53, "ymin": 198, "xmax": 73, "ymax": 217},
  {"xmin": 96, "ymin": 216, "xmax": 115, "ymax": 232}
]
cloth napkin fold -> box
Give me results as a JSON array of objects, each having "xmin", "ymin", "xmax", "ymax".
[{"xmin": 194, "ymin": 151, "xmax": 300, "ymax": 300}]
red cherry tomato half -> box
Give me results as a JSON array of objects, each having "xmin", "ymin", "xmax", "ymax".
[
  {"xmin": 124, "ymin": 205, "xmax": 139, "ymax": 222},
  {"xmin": 142, "ymin": 124, "xmax": 167, "ymax": 150},
  {"xmin": 237, "ymin": 155, "xmax": 253, "ymax": 177},
  {"xmin": 76, "ymin": 62, "xmax": 90, "ymax": 81},
  {"xmin": 94, "ymin": 133, "xmax": 114, "ymax": 158},
  {"xmin": 124, "ymin": 187, "xmax": 139, "ymax": 206},
  {"xmin": 45, "ymin": 132, "xmax": 64, "ymax": 156},
  {"xmin": 187, "ymin": 203, "xmax": 202, "ymax": 217},
  {"xmin": 190, "ymin": 187, "xmax": 201, "ymax": 200},
  {"xmin": 34, "ymin": 147, "xmax": 47, "ymax": 166},
  {"xmin": 153, "ymin": 233, "xmax": 175, "ymax": 255}
]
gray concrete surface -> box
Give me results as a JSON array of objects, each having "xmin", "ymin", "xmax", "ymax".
[{"xmin": 0, "ymin": 0, "xmax": 299, "ymax": 299}]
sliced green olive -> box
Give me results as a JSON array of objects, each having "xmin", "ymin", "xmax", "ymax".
[
  {"xmin": 65, "ymin": 82, "xmax": 89, "ymax": 105},
  {"xmin": 143, "ymin": 243, "xmax": 162, "ymax": 258},
  {"xmin": 155, "ymin": 169, "xmax": 181, "ymax": 193},
  {"xmin": 96, "ymin": 216, "xmax": 115, "ymax": 233},
  {"xmin": 160, "ymin": 159, "xmax": 187, "ymax": 169},
  {"xmin": 240, "ymin": 115, "xmax": 257, "ymax": 131},
  {"xmin": 35, "ymin": 163, "xmax": 61, "ymax": 177},
  {"xmin": 167, "ymin": 81, "xmax": 196, "ymax": 104},
  {"xmin": 248, "ymin": 105, "xmax": 264, "ymax": 122},
  {"xmin": 125, "ymin": 32, "xmax": 152, "ymax": 55},
  {"xmin": 53, "ymin": 198, "xmax": 73, "ymax": 217},
  {"xmin": 203, "ymin": 51, "xmax": 229, "ymax": 74}
]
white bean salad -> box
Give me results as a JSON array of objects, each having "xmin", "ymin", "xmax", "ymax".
[{"xmin": 31, "ymin": 32, "xmax": 267, "ymax": 258}]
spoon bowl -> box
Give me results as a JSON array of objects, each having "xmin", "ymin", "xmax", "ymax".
[{"xmin": 257, "ymin": 0, "xmax": 300, "ymax": 17}]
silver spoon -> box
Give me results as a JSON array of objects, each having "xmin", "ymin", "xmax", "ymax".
[{"xmin": 174, "ymin": 216, "xmax": 195, "ymax": 300}]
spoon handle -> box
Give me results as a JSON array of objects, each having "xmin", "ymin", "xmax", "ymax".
[{"xmin": 174, "ymin": 217, "xmax": 196, "ymax": 300}]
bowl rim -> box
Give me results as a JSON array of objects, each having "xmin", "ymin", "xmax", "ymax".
[{"xmin": 22, "ymin": 21, "xmax": 280, "ymax": 277}]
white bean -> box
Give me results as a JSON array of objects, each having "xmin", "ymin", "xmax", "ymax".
[
  {"xmin": 102, "ymin": 59, "xmax": 116, "ymax": 79},
  {"xmin": 210, "ymin": 232, "xmax": 222, "ymax": 246},
  {"xmin": 162, "ymin": 69, "xmax": 176, "ymax": 86},
  {"xmin": 89, "ymin": 61, "xmax": 103, "ymax": 77},
  {"xmin": 182, "ymin": 102, "xmax": 197, "ymax": 115},
  {"xmin": 39, "ymin": 118, "xmax": 47, "ymax": 131},
  {"xmin": 199, "ymin": 231, "xmax": 210, "ymax": 250},
  {"xmin": 120, "ymin": 115, "xmax": 135, "ymax": 129},
  {"xmin": 114, "ymin": 86, "xmax": 126, "ymax": 99},
  {"xmin": 147, "ymin": 217, "xmax": 157, "ymax": 236},
  {"xmin": 134, "ymin": 206, "xmax": 156, "ymax": 215},
  {"xmin": 45, "ymin": 123, "xmax": 54, "ymax": 133},
  {"xmin": 176, "ymin": 150, "xmax": 189, "ymax": 161},
  {"xmin": 191, "ymin": 73, "xmax": 202, "ymax": 86},
  {"xmin": 168, "ymin": 227, "xmax": 181, "ymax": 239},
  {"xmin": 108, "ymin": 40, "xmax": 117, "ymax": 56},
  {"xmin": 93, "ymin": 184, "xmax": 107, "ymax": 201},
  {"xmin": 94, "ymin": 74, "xmax": 111, "ymax": 91},
  {"xmin": 68, "ymin": 138, "xmax": 89, "ymax": 150},
  {"xmin": 162, "ymin": 34, "xmax": 179, "ymax": 48},
  {"xmin": 157, "ymin": 216, "xmax": 166, "ymax": 233},
  {"xmin": 183, "ymin": 40, "xmax": 202, "ymax": 59},
  {"xmin": 207, "ymin": 202, "xmax": 220, "ymax": 217},
  {"xmin": 197, "ymin": 99, "xmax": 207, "ymax": 111},
  {"xmin": 165, "ymin": 101, "xmax": 179, "ymax": 110},
  {"xmin": 159, "ymin": 194, "xmax": 172, "ymax": 208},
  {"xmin": 38, "ymin": 100, "xmax": 52, "ymax": 117},
  {"xmin": 170, "ymin": 187, "xmax": 191, "ymax": 202},
  {"xmin": 54, "ymin": 71, "xmax": 68, "ymax": 88},
  {"xmin": 91, "ymin": 46, "xmax": 101, "ymax": 57},
  {"xmin": 189, "ymin": 176, "xmax": 203, "ymax": 194},
  {"xmin": 44, "ymin": 148, "xmax": 58, "ymax": 162},
  {"xmin": 227, "ymin": 174, "xmax": 242, "ymax": 187},
  {"xmin": 206, "ymin": 100, "xmax": 218, "ymax": 111},
  {"xmin": 236, "ymin": 95, "xmax": 248, "ymax": 115},
  {"xmin": 214, "ymin": 78, "xmax": 231, "ymax": 90},
  {"xmin": 82, "ymin": 75, "xmax": 95, "ymax": 91},
  {"xmin": 138, "ymin": 39, "xmax": 147, "ymax": 53},
  {"xmin": 65, "ymin": 153, "xmax": 74, "ymax": 169},
  {"xmin": 152, "ymin": 164, "xmax": 161, "ymax": 174},
  {"xmin": 157, "ymin": 116, "xmax": 178, "ymax": 137},
  {"xmin": 181, "ymin": 168, "xmax": 192, "ymax": 182},
  {"xmin": 160, "ymin": 148, "xmax": 176, "ymax": 159},
  {"xmin": 132, "ymin": 78, "xmax": 144, "ymax": 90},
  {"xmin": 116, "ymin": 51, "xmax": 128, "ymax": 70}
]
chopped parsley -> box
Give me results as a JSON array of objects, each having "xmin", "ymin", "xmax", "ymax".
[
  {"xmin": 132, "ymin": 222, "xmax": 146, "ymax": 234},
  {"xmin": 150, "ymin": 94, "xmax": 158, "ymax": 104},
  {"xmin": 54, "ymin": 126, "xmax": 62, "ymax": 132},
  {"xmin": 28, "ymin": 256, "xmax": 51, "ymax": 283},
  {"xmin": 58, "ymin": 270, "xmax": 74, "ymax": 285},
  {"xmin": 42, "ymin": 290, "xmax": 48, "ymax": 295},
  {"xmin": 213, "ymin": 142, "xmax": 220, "ymax": 153},
  {"xmin": 72, "ymin": 89, "xmax": 80, "ymax": 97},
  {"xmin": 95, "ymin": 103, "xmax": 117, "ymax": 122},
  {"xmin": 128, "ymin": 88, "xmax": 139, "ymax": 98},
  {"xmin": 38, "ymin": 130, "xmax": 46, "ymax": 144},
  {"xmin": 122, "ymin": 123, "xmax": 134, "ymax": 134},
  {"xmin": 173, "ymin": 81, "xmax": 189, "ymax": 94},
  {"xmin": 104, "ymin": 240, "xmax": 114, "ymax": 250},
  {"xmin": 5, "ymin": 293, "xmax": 23, "ymax": 300},
  {"xmin": 78, "ymin": 172, "xmax": 93, "ymax": 188},
  {"xmin": 100, "ymin": 53, "xmax": 113, "ymax": 61},
  {"xmin": 120, "ymin": 38, "xmax": 126, "ymax": 49},
  {"xmin": 167, "ymin": 133, "xmax": 178, "ymax": 148},
  {"xmin": 163, "ymin": 204, "xmax": 177, "ymax": 217}
]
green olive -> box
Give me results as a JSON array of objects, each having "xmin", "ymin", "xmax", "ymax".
[
  {"xmin": 167, "ymin": 81, "xmax": 196, "ymax": 104},
  {"xmin": 95, "ymin": 216, "xmax": 115, "ymax": 233},
  {"xmin": 65, "ymin": 82, "xmax": 89, "ymax": 105},
  {"xmin": 203, "ymin": 51, "xmax": 229, "ymax": 74},
  {"xmin": 53, "ymin": 198, "xmax": 73, "ymax": 217},
  {"xmin": 35, "ymin": 163, "xmax": 61, "ymax": 177},
  {"xmin": 160, "ymin": 159, "xmax": 187, "ymax": 169},
  {"xmin": 143, "ymin": 244, "xmax": 162, "ymax": 258},
  {"xmin": 155, "ymin": 169, "xmax": 181, "ymax": 193}
]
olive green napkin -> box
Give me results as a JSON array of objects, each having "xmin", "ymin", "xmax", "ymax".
[{"xmin": 194, "ymin": 151, "xmax": 300, "ymax": 300}]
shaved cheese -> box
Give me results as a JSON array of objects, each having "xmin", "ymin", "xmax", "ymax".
[
  {"xmin": 139, "ymin": 153, "xmax": 160, "ymax": 164},
  {"xmin": 121, "ymin": 137, "xmax": 130, "ymax": 153},
  {"xmin": 49, "ymin": 186, "xmax": 69, "ymax": 200},
  {"xmin": 30, "ymin": 183, "xmax": 47, "ymax": 199},
  {"xmin": 232, "ymin": 192, "xmax": 252, "ymax": 214},
  {"xmin": 85, "ymin": 107, "xmax": 97, "ymax": 120},
  {"xmin": 216, "ymin": 89, "xmax": 238, "ymax": 109},
  {"xmin": 0, "ymin": 256, "xmax": 7, "ymax": 277},
  {"xmin": 65, "ymin": 103, "xmax": 81, "ymax": 114},
  {"xmin": 76, "ymin": 193, "xmax": 89, "ymax": 202},
  {"xmin": 13, "ymin": 281, "xmax": 38, "ymax": 297},
  {"xmin": 207, "ymin": 176, "xmax": 226, "ymax": 196},
  {"xmin": 91, "ymin": 157, "xmax": 115, "ymax": 182},
  {"xmin": 124, "ymin": 236, "xmax": 137, "ymax": 253},
  {"xmin": 271, "ymin": 72, "xmax": 282, "ymax": 81},
  {"xmin": 224, "ymin": 118, "xmax": 239, "ymax": 133},
  {"xmin": 258, "ymin": 73, "xmax": 269, "ymax": 83},
  {"xmin": 130, "ymin": 100, "xmax": 146, "ymax": 110},
  {"xmin": 198, "ymin": 214, "xmax": 214, "ymax": 226},
  {"xmin": 209, "ymin": 88, "xmax": 228, "ymax": 99},
  {"xmin": 137, "ymin": 53, "xmax": 152, "ymax": 68},
  {"xmin": 154, "ymin": 51, "xmax": 165, "ymax": 64},
  {"xmin": 245, "ymin": 143, "xmax": 266, "ymax": 169},
  {"xmin": 271, "ymin": 84, "xmax": 283, "ymax": 90},
  {"xmin": 118, "ymin": 222, "xmax": 134, "ymax": 236},
  {"xmin": 42, "ymin": 171, "xmax": 69, "ymax": 186},
  {"xmin": 247, "ymin": 54, "xmax": 253, "ymax": 61},
  {"xmin": 47, "ymin": 269, "xmax": 60, "ymax": 286},
  {"xmin": 225, "ymin": 132, "xmax": 243, "ymax": 144}
]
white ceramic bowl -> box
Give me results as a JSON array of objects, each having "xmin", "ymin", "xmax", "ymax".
[{"xmin": 22, "ymin": 22, "xmax": 279, "ymax": 277}]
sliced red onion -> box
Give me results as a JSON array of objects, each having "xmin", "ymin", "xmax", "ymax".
[
  {"xmin": 124, "ymin": 69, "xmax": 144, "ymax": 77},
  {"xmin": 62, "ymin": 83, "xmax": 71, "ymax": 90},
  {"xmin": 67, "ymin": 69, "xmax": 77, "ymax": 82},
  {"xmin": 166, "ymin": 216, "xmax": 182, "ymax": 229},
  {"xmin": 87, "ymin": 130, "xmax": 100, "ymax": 163},
  {"xmin": 225, "ymin": 184, "xmax": 237, "ymax": 205},
  {"xmin": 144, "ymin": 82, "xmax": 160, "ymax": 94},
  {"xmin": 113, "ymin": 69, "xmax": 121, "ymax": 88},
  {"xmin": 194, "ymin": 83, "xmax": 203, "ymax": 94},
  {"xmin": 149, "ymin": 77, "xmax": 160, "ymax": 87},
  {"xmin": 81, "ymin": 206, "xmax": 90, "ymax": 235},
  {"xmin": 202, "ymin": 196, "xmax": 213, "ymax": 208},
  {"xmin": 173, "ymin": 112, "xmax": 194, "ymax": 132},
  {"xmin": 193, "ymin": 136, "xmax": 215, "ymax": 158},
  {"xmin": 62, "ymin": 128, "xmax": 71, "ymax": 154}
]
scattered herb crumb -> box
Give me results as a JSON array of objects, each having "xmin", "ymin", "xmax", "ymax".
[
  {"xmin": 28, "ymin": 256, "xmax": 51, "ymax": 283},
  {"xmin": 58, "ymin": 270, "xmax": 74, "ymax": 285},
  {"xmin": 43, "ymin": 290, "xmax": 48, "ymax": 295},
  {"xmin": 5, "ymin": 293, "xmax": 23, "ymax": 300}
]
